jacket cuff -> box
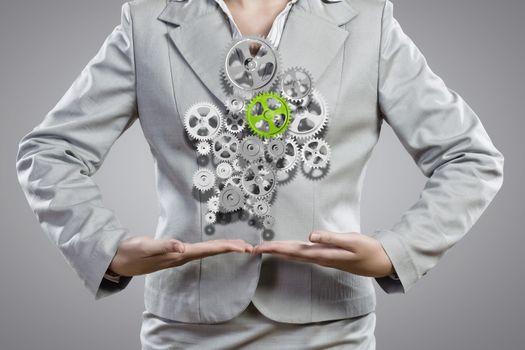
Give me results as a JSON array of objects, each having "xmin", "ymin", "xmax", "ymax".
[
  {"xmin": 83, "ymin": 228, "xmax": 134, "ymax": 300},
  {"xmin": 370, "ymin": 229, "xmax": 420, "ymax": 294}
]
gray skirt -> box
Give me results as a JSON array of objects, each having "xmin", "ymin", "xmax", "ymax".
[{"xmin": 140, "ymin": 301, "xmax": 376, "ymax": 350}]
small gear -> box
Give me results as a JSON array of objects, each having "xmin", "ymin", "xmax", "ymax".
[
  {"xmin": 266, "ymin": 138, "xmax": 286, "ymax": 159},
  {"xmin": 241, "ymin": 161, "xmax": 277, "ymax": 198},
  {"xmin": 224, "ymin": 112, "xmax": 246, "ymax": 134},
  {"xmin": 220, "ymin": 35, "xmax": 282, "ymax": 96},
  {"xmin": 262, "ymin": 215, "xmax": 275, "ymax": 229},
  {"xmin": 212, "ymin": 132, "xmax": 240, "ymax": 162},
  {"xmin": 205, "ymin": 212, "xmax": 217, "ymax": 224},
  {"xmin": 216, "ymin": 162, "xmax": 234, "ymax": 179},
  {"xmin": 196, "ymin": 141, "xmax": 211, "ymax": 156},
  {"xmin": 219, "ymin": 185, "xmax": 246, "ymax": 213},
  {"xmin": 245, "ymin": 91, "xmax": 292, "ymax": 139},
  {"xmin": 192, "ymin": 168, "xmax": 216, "ymax": 192},
  {"xmin": 287, "ymin": 89, "xmax": 328, "ymax": 142},
  {"xmin": 225, "ymin": 94, "xmax": 247, "ymax": 115},
  {"xmin": 252, "ymin": 200, "xmax": 271, "ymax": 217},
  {"xmin": 279, "ymin": 66, "xmax": 314, "ymax": 103},
  {"xmin": 301, "ymin": 138, "xmax": 331, "ymax": 169},
  {"xmin": 239, "ymin": 135, "xmax": 266, "ymax": 162},
  {"xmin": 184, "ymin": 102, "xmax": 224, "ymax": 141},
  {"xmin": 207, "ymin": 195, "xmax": 220, "ymax": 213}
]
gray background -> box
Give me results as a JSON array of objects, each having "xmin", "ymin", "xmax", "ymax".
[{"xmin": 1, "ymin": 0, "xmax": 523, "ymax": 349}]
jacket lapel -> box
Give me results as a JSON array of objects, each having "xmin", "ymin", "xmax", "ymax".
[{"xmin": 157, "ymin": 0, "xmax": 359, "ymax": 106}]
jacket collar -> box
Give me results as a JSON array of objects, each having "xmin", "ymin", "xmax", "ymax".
[{"xmin": 157, "ymin": 0, "xmax": 359, "ymax": 104}]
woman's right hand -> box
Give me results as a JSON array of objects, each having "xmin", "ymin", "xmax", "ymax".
[{"xmin": 108, "ymin": 235, "xmax": 255, "ymax": 277}]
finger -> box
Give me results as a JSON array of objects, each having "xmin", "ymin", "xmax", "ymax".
[
  {"xmin": 180, "ymin": 239, "xmax": 252, "ymax": 260},
  {"xmin": 253, "ymin": 241, "xmax": 314, "ymax": 254},
  {"xmin": 256, "ymin": 241, "xmax": 357, "ymax": 262},
  {"xmin": 308, "ymin": 230, "xmax": 360, "ymax": 251},
  {"xmin": 142, "ymin": 238, "xmax": 185, "ymax": 257}
]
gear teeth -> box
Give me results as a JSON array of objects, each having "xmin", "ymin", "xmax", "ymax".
[
  {"xmin": 287, "ymin": 89, "xmax": 328, "ymax": 143},
  {"xmin": 196, "ymin": 141, "xmax": 211, "ymax": 156},
  {"xmin": 245, "ymin": 91, "xmax": 292, "ymax": 139},
  {"xmin": 211, "ymin": 131, "xmax": 240, "ymax": 163},
  {"xmin": 301, "ymin": 137, "xmax": 331, "ymax": 169},
  {"xmin": 279, "ymin": 66, "xmax": 315, "ymax": 104},
  {"xmin": 221, "ymin": 35, "xmax": 282, "ymax": 97},
  {"xmin": 184, "ymin": 101, "xmax": 225, "ymax": 141},
  {"xmin": 207, "ymin": 195, "xmax": 220, "ymax": 213},
  {"xmin": 205, "ymin": 211, "xmax": 217, "ymax": 224},
  {"xmin": 192, "ymin": 168, "xmax": 216, "ymax": 192}
]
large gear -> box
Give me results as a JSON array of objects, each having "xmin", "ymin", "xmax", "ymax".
[
  {"xmin": 219, "ymin": 185, "xmax": 246, "ymax": 212},
  {"xmin": 241, "ymin": 161, "xmax": 277, "ymax": 198},
  {"xmin": 221, "ymin": 35, "xmax": 282, "ymax": 97},
  {"xmin": 279, "ymin": 66, "xmax": 314, "ymax": 103},
  {"xmin": 239, "ymin": 135, "xmax": 266, "ymax": 162},
  {"xmin": 301, "ymin": 138, "xmax": 331, "ymax": 169},
  {"xmin": 287, "ymin": 89, "xmax": 328, "ymax": 141},
  {"xmin": 245, "ymin": 91, "xmax": 292, "ymax": 139},
  {"xmin": 192, "ymin": 168, "xmax": 216, "ymax": 192},
  {"xmin": 184, "ymin": 102, "xmax": 224, "ymax": 141},
  {"xmin": 212, "ymin": 132, "xmax": 240, "ymax": 162}
]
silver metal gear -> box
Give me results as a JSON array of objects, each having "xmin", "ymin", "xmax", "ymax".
[
  {"xmin": 220, "ymin": 35, "xmax": 282, "ymax": 97},
  {"xmin": 273, "ymin": 137, "xmax": 300, "ymax": 177},
  {"xmin": 241, "ymin": 161, "xmax": 276, "ymax": 198},
  {"xmin": 192, "ymin": 168, "xmax": 216, "ymax": 192},
  {"xmin": 301, "ymin": 138, "xmax": 331, "ymax": 169},
  {"xmin": 184, "ymin": 102, "xmax": 224, "ymax": 141},
  {"xmin": 252, "ymin": 199, "xmax": 271, "ymax": 217},
  {"xmin": 239, "ymin": 135, "xmax": 266, "ymax": 162},
  {"xmin": 207, "ymin": 195, "xmax": 220, "ymax": 213},
  {"xmin": 262, "ymin": 215, "xmax": 275, "ymax": 229},
  {"xmin": 266, "ymin": 138, "xmax": 286, "ymax": 159},
  {"xmin": 224, "ymin": 112, "xmax": 246, "ymax": 134},
  {"xmin": 216, "ymin": 162, "xmax": 234, "ymax": 179},
  {"xmin": 219, "ymin": 185, "xmax": 246, "ymax": 213},
  {"xmin": 279, "ymin": 66, "xmax": 314, "ymax": 103},
  {"xmin": 287, "ymin": 89, "xmax": 328, "ymax": 142},
  {"xmin": 196, "ymin": 141, "xmax": 211, "ymax": 156},
  {"xmin": 225, "ymin": 94, "xmax": 247, "ymax": 115},
  {"xmin": 205, "ymin": 212, "xmax": 216, "ymax": 224},
  {"xmin": 212, "ymin": 132, "xmax": 240, "ymax": 162}
]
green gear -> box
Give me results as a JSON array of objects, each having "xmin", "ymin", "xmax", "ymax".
[{"xmin": 245, "ymin": 91, "xmax": 291, "ymax": 139}]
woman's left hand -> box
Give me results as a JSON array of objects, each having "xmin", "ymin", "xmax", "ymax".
[{"xmin": 252, "ymin": 230, "xmax": 395, "ymax": 278}]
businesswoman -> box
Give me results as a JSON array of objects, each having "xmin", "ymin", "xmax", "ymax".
[{"xmin": 16, "ymin": 0, "xmax": 504, "ymax": 349}]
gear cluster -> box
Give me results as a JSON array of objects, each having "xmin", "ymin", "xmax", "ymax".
[{"xmin": 183, "ymin": 35, "xmax": 332, "ymax": 230}]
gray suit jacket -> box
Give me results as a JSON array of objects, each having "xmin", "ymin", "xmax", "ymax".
[{"xmin": 15, "ymin": 0, "xmax": 504, "ymax": 324}]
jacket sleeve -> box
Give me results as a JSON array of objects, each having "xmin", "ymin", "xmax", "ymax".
[
  {"xmin": 15, "ymin": 2, "xmax": 137, "ymax": 300},
  {"xmin": 370, "ymin": 0, "xmax": 504, "ymax": 294}
]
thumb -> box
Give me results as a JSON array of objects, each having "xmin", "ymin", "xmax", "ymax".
[{"xmin": 309, "ymin": 230, "xmax": 327, "ymax": 243}]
